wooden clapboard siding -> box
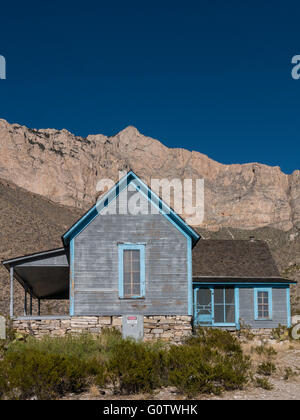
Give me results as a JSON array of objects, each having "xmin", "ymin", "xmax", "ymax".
[
  {"xmin": 73, "ymin": 188, "xmax": 188, "ymax": 315},
  {"xmin": 15, "ymin": 251, "xmax": 68, "ymax": 267},
  {"xmin": 19, "ymin": 254, "xmax": 69, "ymax": 267},
  {"xmin": 239, "ymin": 287, "xmax": 288, "ymax": 328}
]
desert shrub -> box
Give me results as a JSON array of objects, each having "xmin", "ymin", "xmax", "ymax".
[
  {"xmin": 283, "ymin": 367, "xmax": 298, "ymax": 381},
  {"xmin": 253, "ymin": 345, "xmax": 277, "ymax": 359},
  {"xmin": 5, "ymin": 329, "xmax": 122, "ymax": 363},
  {"xmin": 107, "ymin": 339, "xmax": 166, "ymax": 394},
  {"xmin": 0, "ymin": 327, "xmax": 253, "ymax": 399},
  {"xmin": 0, "ymin": 318, "xmax": 26, "ymax": 357},
  {"xmin": 257, "ymin": 362, "xmax": 276, "ymax": 376},
  {"xmin": 271, "ymin": 324, "xmax": 290, "ymax": 341},
  {"xmin": 237, "ymin": 320, "xmax": 255, "ymax": 341},
  {"xmin": 187, "ymin": 327, "xmax": 243, "ymax": 354},
  {"xmin": 96, "ymin": 328, "xmax": 123, "ymax": 360},
  {"xmin": 0, "ymin": 348, "xmax": 104, "ymax": 400},
  {"xmin": 254, "ymin": 377, "xmax": 273, "ymax": 390},
  {"xmin": 167, "ymin": 328, "xmax": 251, "ymax": 397}
]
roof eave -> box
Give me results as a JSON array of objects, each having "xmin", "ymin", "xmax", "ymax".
[{"xmin": 2, "ymin": 247, "xmax": 66, "ymax": 268}]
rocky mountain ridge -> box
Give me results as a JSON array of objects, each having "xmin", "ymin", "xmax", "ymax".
[{"xmin": 0, "ymin": 118, "xmax": 300, "ymax": 231}]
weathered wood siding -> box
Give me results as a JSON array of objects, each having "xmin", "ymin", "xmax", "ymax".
[
  {"xmin": 73, "ymin": 187, "xmax": 188, "ymax": 315},
  {"xmin": 239, "ymin": 287, "xmax": 288, "ymax": 328},
  {"xmin": 15, "ymin": 251, "xmax": 68, "ymax": 267}
]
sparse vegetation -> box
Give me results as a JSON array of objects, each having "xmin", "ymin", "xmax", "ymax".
[
  {"xmin": 0, "ymin": 349, "xmax": 102, "ymax": 400},
  {"xmin": 271, "ymin": 324, "xmax": 290, "ymax": 341},
  {"xmin": 166, "ymin": 328, "xmax": 251, "ymax": 397},
  {"xmin": 254, "ymin": 377, "xmax": 273, "ymax": 390},
  {"xmin": 0, "ymin": 327, "xmax": 252, "ymax": 400},
  {"xmin": 257, "ymin": 362, "xmax": 276, "ymax": 376},
  {"xmin": 253, "ymin": 345, "xmax": 277, "ymax": 359},
  {"xmin": 283, "ymin": 367, "xmax": 298, "ymax": 381},
  {"xmin": 237, "ymin": 319, "xmax": 255, "ymax": 341},
  {"xmin": 107, "ymin": 339, "xmax": 166, "ymax": 394}
]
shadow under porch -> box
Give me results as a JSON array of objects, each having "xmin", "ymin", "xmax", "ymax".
[{"xmin": 2, "ymin": 247, "xmax": 70, "ymax": 319}]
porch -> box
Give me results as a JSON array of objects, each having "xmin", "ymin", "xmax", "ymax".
[{"xmin": 2, "ymin": 248, "xmax": 70, "ymax": 319}]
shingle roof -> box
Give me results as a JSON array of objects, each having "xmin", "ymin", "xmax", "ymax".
[{"xmin": 192, "ymin": 240, "xmax": 284, "ymax": 280}]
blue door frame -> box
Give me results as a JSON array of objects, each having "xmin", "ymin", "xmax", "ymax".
[{"xmin": 193, "ymin": 286, "xmax": 239, "ymax": 329}]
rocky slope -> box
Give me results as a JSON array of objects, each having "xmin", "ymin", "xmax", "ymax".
[
  {"xmin": 0, "ymin": 177, "xmax": 82, "ymax": 316},
  {"xmin": 0, "ymin": 118, "xmax": 300, "ymax": 231}
]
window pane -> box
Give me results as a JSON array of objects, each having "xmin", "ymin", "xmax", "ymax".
[
  {"xmin": 214, "ymin": 288, "xmax": 224, "ymax": 304},
  {"xmin": 132, "ymin": 283, "xmax": 140, "ymax": 295},
  {"xmin": 122, "ymin": 249, "xmax": 141, "ymax": 297},
  {"xmin": 132, "ymin": 272, "xmax": 140, "ymax": 284},
  {"xmin": 132, "ymin": 261, "xmax": 140, "ymax": 272},
  {"xmin": 225, "ymin": 305, "xmax": 235, "ymax": 323},
  {"xmin": 131, "ymin": 250, "xmax": 140, "ymax": 262},
  {"xmin": 124, "ymin": 283, "xmax": 131, "ymax": 296},
  {"xmin": 225, "ymin": 288, "xmax": 234, "ymax": 304},
  {"xmin": 199, "ymin": 289, "xmax": 211, "ymax": 306},
  {"xmin": 214, "ymin": 305, "xmax": 225, "ymax": 323},
  {"xmin": 123, "ymin": 251, "xmax": 131, "ymax": 272},
  {"xmin": 257, "ymin": 291, "xmax": 269, "ymax": 318},
  {"xmin": 123, "ymin": 272, "xmax": 131, "ymax": 285}
]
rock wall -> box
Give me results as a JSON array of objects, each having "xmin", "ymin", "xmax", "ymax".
[{"xmin": 12, "ymin": 315, "xmax": 193, "ymax": 344}]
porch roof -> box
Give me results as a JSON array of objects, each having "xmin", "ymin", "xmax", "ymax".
[{"xmin": 2, "ymin": 248, "xmax": 69, "ymax": 299}]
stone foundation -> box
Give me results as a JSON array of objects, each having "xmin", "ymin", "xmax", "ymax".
[
  {"xmin": 12, "ymin": 315, "xmax": 192, "ymax": 344},
  {"xmin": 143, "ymin": 315, "xmax": 192, "ymax": 343}
]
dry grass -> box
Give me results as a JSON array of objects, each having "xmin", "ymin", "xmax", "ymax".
[{"xmin": 88, "ymin": 385, "xmax": 101, "ymax": 398}]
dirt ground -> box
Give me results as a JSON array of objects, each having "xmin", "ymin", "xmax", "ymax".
[{"xmin": 63, "ymin": 339, "xmax": 300, "ymax": 401}]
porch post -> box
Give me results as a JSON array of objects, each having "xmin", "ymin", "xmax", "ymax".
[
  {"xmin": 38, "ymin": 299, "xmax": 41, "ymax": 316},
  {"xmin": 10, "ymin": 266, "xmax": 14, "ymax": 318},
  {"xmin": 24, "ymin": 290, "xmax": 27, "ymax": 316},
  {"xmin": 30, "ymin": 294, "xmax": 33, "ymax": 316}
]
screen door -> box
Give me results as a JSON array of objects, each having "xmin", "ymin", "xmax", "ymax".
[{"xmin": 194, "ymin": 288, "xmax": 213, "ymax": 325}]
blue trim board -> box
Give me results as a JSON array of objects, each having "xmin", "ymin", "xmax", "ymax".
[
  {"xmin": 193, "ymin": 282, "xmax": 293, "ymax": 286},
  {"xmin": 62, "ymin": 170, "xmax": 200, "ymax": 246},
  {"xmin": 187, "ymin": 237, "xmax": 193, "ymax": 316},
  {"xmin": 254, "ymin": 287, "xmax": 272, "ymax": 321},
  {"xmin": 69, "ymin": 239, "xmax": 75, "ymax": 316},
  {"xmin": 286, "ymin": 287, "xmax": 291, "ymax": 328},
  {"xmin": 235, "ymin": 287, "xmax": 240, "ymax": 330},
  {"xmin": 118, "ymin": 244, "xmax": 145, "ymax": 299}
]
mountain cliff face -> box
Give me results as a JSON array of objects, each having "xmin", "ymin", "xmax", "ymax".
[
  {"xmin": 0, "ymin": 118, "xmax": 300, "ymax": 231},
  {"xmin": 0, "ymin": 119, "xmax": 299, "ymax": 315}
]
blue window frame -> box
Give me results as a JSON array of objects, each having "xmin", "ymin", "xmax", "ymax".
[
  {"xmin": 214, "ymin": 287, "xmax": 236, "ymax": 325},
  {"xmin": 118, "ymin": 244, "xmax": 145, "ymax": 299},
  {"xmin": 254, "ymin": 288, "xmax": 272, "ymax": 320},
  {"xmin": 194, "ymin": 286, "xmax": 238, "ymax": 328}
]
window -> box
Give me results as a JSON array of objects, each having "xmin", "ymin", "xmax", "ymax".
[
  {"xmin": 194, "ymin": 286, "xmax": 237, "ymax": 326},
  {"xmin": 118, "ymin": 244, "xmax": 145, "ymax": 298},
  {"xmin": 254, "ymin": 288, "xmax": 272, "ymax": 320},
  {"xmin": 214, "ymin": 287, "xmax": 235, "ymax": 324}
]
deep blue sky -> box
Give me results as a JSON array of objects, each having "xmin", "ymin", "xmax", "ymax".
[{"xmin": 0, "ymin": 1, "xmax": 299, "ymax": 173}]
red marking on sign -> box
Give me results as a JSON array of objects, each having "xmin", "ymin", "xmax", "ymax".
[{"xmin": 127, "ymin": 316, "xmax": 137, "ymax": 320}]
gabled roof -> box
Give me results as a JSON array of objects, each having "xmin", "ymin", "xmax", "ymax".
[
  {"xmin": 192, "ymin": 239, "xmax": 296, "ymax": 283},
  {"xmin": 62, "ymin": 170, "xmax": 200, "ymax": 246}
]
